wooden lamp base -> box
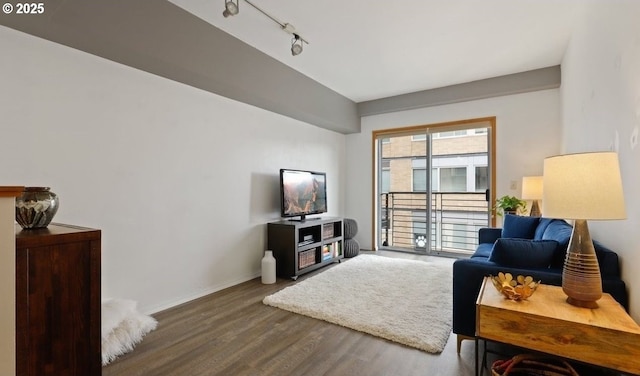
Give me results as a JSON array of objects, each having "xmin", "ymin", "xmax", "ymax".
[
  {"xmin": 562, "ymin": 219, "xmax": 602, "ymax": 309},
  {"xmin": 566, "ymin": 296, "xmax": 599, "ymax": 309},
  {"xmin": 529, "ymin": 200, "xmax": 541, "ymax": 217}
]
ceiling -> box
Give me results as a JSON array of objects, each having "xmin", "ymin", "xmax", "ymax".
[{"xmin": 169, "ymin": 0, "xmax": 581, "ymax": 102}]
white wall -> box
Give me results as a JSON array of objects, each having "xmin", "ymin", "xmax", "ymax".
[
  {"xmin": 345, "ymin": 89, "xmax": 562, "ymax": 249},
  {"xmin": 0, "ymin": 26, "xmax": 345, "ymax": 314},
  {"xmin": 560, "ymin": 1, "xmax": 640, "ymax": 321}
]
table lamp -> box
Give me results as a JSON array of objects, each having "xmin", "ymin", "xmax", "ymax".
[
  {"xmin": 521, "ymin": 176, "xmax": 543, "ymax": 217},
  {"xmin": 542, "ymin": 151, "xmax": 626, "ymax": 308}
]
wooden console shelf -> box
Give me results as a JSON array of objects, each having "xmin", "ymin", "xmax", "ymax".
[
  {"xmin": 16, "ymin": 223, "xmax": 102, "ymax": 376},
  {"xmin": 267, "ymin": 217, "xmax": 344, "ymax": 280}
]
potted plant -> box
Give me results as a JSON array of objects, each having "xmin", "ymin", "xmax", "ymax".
[{"xmin": 494, "ymin": 195, "xmax": 527, "ymax": 216}]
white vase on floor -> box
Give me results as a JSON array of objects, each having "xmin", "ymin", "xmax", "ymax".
[{"xmin": 261, "ymin": 250, "xmax": 276, "ymax": 284}]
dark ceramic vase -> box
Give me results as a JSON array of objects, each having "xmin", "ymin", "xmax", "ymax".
[{"xmin": 15, "ymin": 187, "xmax": 59, "ymax": 229}]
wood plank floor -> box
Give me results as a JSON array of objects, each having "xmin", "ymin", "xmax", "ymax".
[{"xmin": 103, "ymin": 251, "xmax": 478, "ymax": 376}]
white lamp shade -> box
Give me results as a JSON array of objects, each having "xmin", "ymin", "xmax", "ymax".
[
  {"xmin": 521, "ymin": 176, "xmax": 543, "ymax": 200},
  {"xmin": 542, "ymin": 152, "xmax": 626, "ymax": 220}
]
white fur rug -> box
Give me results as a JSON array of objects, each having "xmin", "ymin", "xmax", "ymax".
[
  {"xmin": 263, "ymin": 254, "xmax": 452, "ymax": 353},
  {"xmin": 102, "ymin": 299, "xmax": 158, "ymax": 365}
]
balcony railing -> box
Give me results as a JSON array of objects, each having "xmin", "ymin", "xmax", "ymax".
[{"xmin": 380, "ymin": 191, "xmax": 489, "ymax": 254}]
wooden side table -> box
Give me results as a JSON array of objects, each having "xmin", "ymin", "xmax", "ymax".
[{"xmin": 476, "ymin": 276, "xmax": 640, "ymax": 375}]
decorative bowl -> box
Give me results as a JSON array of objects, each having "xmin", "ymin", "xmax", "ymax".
[{"xmin": 490, "ymin": 272, "xmax": 540, "ymax": 301}]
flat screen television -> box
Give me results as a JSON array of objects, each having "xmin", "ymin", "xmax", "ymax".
[{"xmin": 280, "ymin": 169, "xmax": 327, "ymax": 221}]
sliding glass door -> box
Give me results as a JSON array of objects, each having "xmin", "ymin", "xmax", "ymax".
[{"xmin": 375, "ymin": 118, "xmax": 494, "ymax": 256}]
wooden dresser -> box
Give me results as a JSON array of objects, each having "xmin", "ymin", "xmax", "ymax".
[{"xmin": 16, "ymin": 223, "xmax": 101, "ymax": 376}]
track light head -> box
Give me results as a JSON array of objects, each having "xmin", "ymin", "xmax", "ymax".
[
  {"xmin": 291, "ymin": 34, "xmax": 303, "ymax": 56},
  {"xmin": 223, "ymin": 0, "xmax": 239, "ymax": 17},
  {"xmin": 291, "ymin": 44, "xmax": 303, "ymax": 56}
]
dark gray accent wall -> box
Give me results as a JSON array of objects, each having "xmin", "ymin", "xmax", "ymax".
[
  {"xmin": 1, "ymin": 1, "xmax": 561, "ymax": 134},
  {"xmin": 358, "ymin": 66, "xmax": 561, "ymax": 117},
  {"xmin": 0, "ymin": 0, "xmax": 360, "ymax": 134}
]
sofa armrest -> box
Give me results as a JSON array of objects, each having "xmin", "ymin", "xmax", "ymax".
[
  {"xmin": 478, "ymin": 227, "xmax": 501, "ymax": 244},
  {"xmin": 594, "ymin": 241, "xmax": 621, "ymax": 277},
  {"xmin": 603, "ymin": 278, "xmax": 628, "ymax": 310}
]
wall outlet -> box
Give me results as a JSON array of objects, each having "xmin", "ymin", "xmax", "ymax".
[{"xmin": 510, "ymin": 180, "xmax": 518, "ymax": 190}]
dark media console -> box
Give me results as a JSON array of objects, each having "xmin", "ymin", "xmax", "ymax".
[{"xmin": 267, "ymin": 217, "xmax": 344, "ymax": 280}]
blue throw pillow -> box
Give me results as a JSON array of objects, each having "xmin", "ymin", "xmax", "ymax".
[
  {"xmin": 533, "ymin": 218, "xmax": 555, "ymax": 240},
  {"xmin": 501, "ymin": 214, "xmax": 540, "ymax": 239},
  {"xmin": 488, "ymin": 238, "xmax": 559, "ymax": 268},
  {"xmin": 541, "ymin": 219, "xmax": 572, "ymax": 246},
  {"xmin": 541, "ymin": 219, "xmax": 573, "ymax": 268}
]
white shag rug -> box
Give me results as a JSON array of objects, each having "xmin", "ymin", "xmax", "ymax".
[
  {"xmin": 263, "ymin": 254, "xmax": 452, "ymax": 353},
  {"xmin": 102, "ymin": 299, "xmax": 158, "ymax": 365}
]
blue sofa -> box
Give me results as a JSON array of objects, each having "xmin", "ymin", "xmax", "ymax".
[{"xmin": 452, "ymin": 215, "xmax": 628, "ymax": 351}]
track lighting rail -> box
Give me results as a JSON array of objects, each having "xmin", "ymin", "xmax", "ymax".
[{"xmin": 222, "ymin": 0, "xmax": 309, "ymax": 55}]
